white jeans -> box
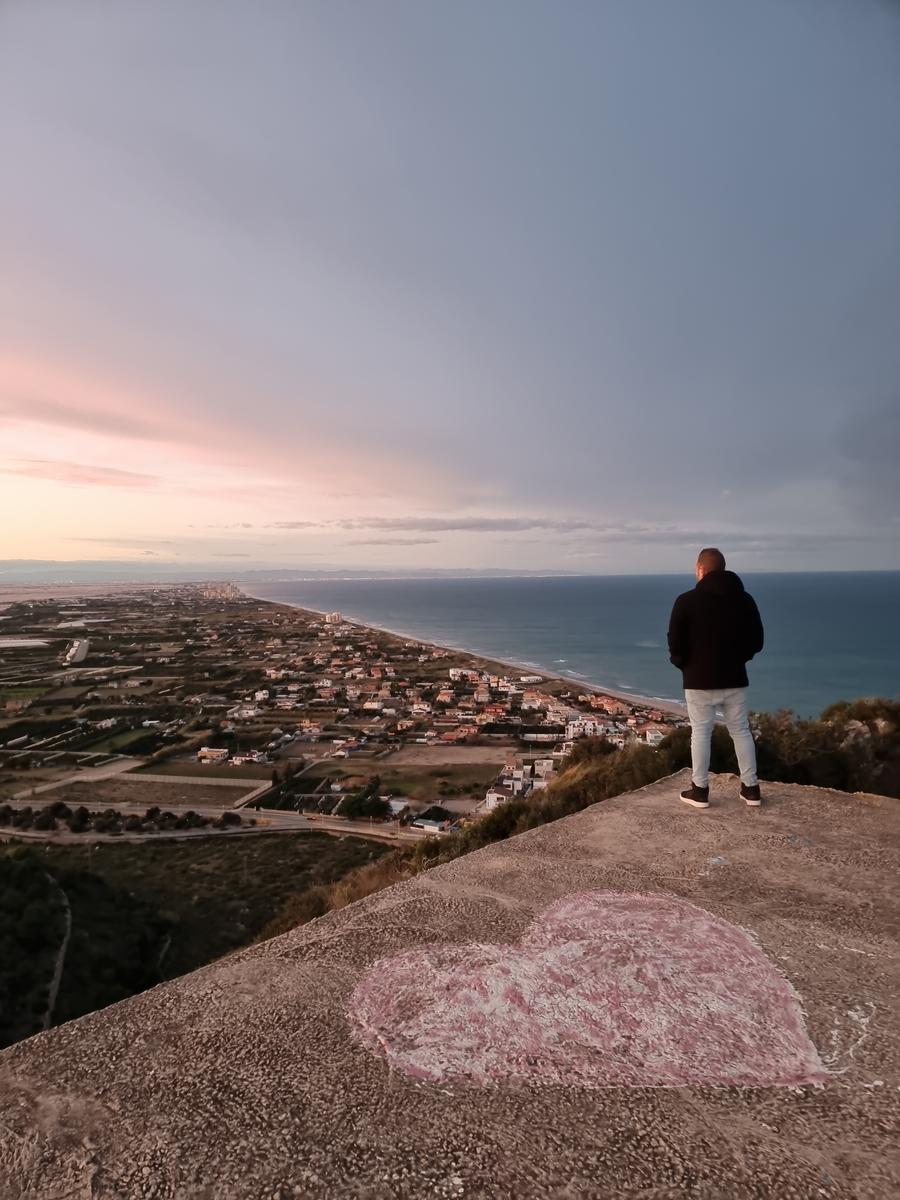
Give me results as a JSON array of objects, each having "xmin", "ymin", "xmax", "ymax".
[{"xmin": 684, "ymin": 687, "xmax": 758, "ymax": 788}]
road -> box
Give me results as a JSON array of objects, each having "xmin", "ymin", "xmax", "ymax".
[
  {"xmin": 2, "ymin": 794, "xmax": 435, "ymax": 845},
  {"xmin": 12, "ymin": 756, "xmax": 143, "ymax": 801}
]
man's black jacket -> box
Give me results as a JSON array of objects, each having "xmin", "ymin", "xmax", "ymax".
[{"xmin": 667, "ymin": 570, "xmax": 764, "ymax": 689}]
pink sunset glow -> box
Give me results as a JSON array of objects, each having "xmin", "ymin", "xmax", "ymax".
[{"xmin": 2, "ymin": 1, "xmax": 898, "ymax": 574}]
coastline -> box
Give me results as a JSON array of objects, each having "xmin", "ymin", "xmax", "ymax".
[{"xmin": 239, "ymin": 588, "xmax": 687, "ymax": 718}]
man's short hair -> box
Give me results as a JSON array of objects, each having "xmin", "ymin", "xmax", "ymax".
[{"xmin": 697, "ymin": 547, "xmax": 726, "ymax": 573}]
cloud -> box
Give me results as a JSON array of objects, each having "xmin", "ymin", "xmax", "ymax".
[
  {"xmin": 213, "ymin": 552, "xmax": 252, "ymax": 557},
  {"xmin": 561, "ymin": 529, "xmax": 892, "ymax": 559},
  {"xmin": 335, "ymin": 517, "xmax": 596, "ymax": 533},
  {"xmin": 0, "ymin": 392, "xmax": 163, "ymax": 442},
  {"xmin": 3, "ymin": 459, "xmax": 159, "ymax": 488},
  {"xmin": 347, "ymin": 537, "xmax": 440, "ymax": 546},
  {"xmin": 66, "ymin": 537, "xmax": 176, "ymax": 546},
  {"xmin": 268, "ymin": 520, "xmax": 324, "ymax": 530}
]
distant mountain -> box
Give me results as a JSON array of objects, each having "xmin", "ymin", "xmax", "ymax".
[
  {"xmin": 0, "ymin": 560, "xmax": 579, "ymax": 584},
  {"xmin": 238, "ymin": 568, "xmax": 580, "ymax": 581}
]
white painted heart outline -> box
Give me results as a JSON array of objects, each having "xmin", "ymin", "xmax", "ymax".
[{"xmin": 349, "ymin": 890, "xmax": 828, "ymax": 1088}]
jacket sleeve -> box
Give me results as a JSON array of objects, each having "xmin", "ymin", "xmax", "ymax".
[
  {"xmin": 743, "ymin": 595, "xmax": 764, "ymax": 661},
  {"xmin": 667, "ymin": 596, "xmax": 690, "ymax": 668}
]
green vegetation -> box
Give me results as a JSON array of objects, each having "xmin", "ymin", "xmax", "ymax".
[
  {"xmin": 339, "ymin": 776, "xmax": 390, "ymax": 820},
  {"xmin": 0, "ymin": 831, "xmax": 388, "ymax": 1047},
  {"xmin": 0, "ymin": 801, "xmax": 245, "ymax": 835},
  {"xmin": 0, "ymin": 686, "xmax": 48, "ymax": 702},
  {"xmin": 41, "ymin": 832, "xmax": 388, "ymax": 979},
  {"xmin": 77, "ymin": 727, "xmax": 159, "ymax": 754},
  {"xmin": 0, "ymin": 847, "xmax": 170, "ymax": 1048}
]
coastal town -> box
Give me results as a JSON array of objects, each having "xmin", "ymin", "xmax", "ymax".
[{"xmin": 0, "ymin": 584, "xmax": 686, "ymax": 837}]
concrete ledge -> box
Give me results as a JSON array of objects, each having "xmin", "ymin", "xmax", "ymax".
[{"xmin": 1, "ymin": 769, "xmax": 898, "ymax": 1198}]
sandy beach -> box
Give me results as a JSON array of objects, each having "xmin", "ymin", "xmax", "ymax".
[
  {"xmin": 239, "ymin": 589, "xmax": 687, "ymax": 717},
  {"xmin": 1, "ymin": 579, "xmax": 685, "ymax": 715}
]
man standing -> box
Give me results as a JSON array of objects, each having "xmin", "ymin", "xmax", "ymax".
[{"xmin": 667, "ymin": 548, "xmax": 764, "ymax": 808}]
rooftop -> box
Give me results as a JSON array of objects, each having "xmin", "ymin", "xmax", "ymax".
[{"xmin": 1, "ymin": 770, "xmax": 897, "ymax": 1198}]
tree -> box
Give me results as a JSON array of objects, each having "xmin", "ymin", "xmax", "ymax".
[{"xmin": 68, "ymin": 806, "xmax": 90, "ymax": 833}]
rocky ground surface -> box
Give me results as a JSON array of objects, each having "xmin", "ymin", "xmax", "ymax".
[{"xmin": 0, "ymin": 769, "xmax": 897, "ymax": 1199}]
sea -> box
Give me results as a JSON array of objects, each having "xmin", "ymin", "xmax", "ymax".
[{"xmin": 245, "ymin": 573, "xmax": 900, "ymax": 717}]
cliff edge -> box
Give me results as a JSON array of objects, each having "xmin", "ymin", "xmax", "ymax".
[{"xmin": 1, "ymin": 769, "xmax": 897, "ymax": 1199}]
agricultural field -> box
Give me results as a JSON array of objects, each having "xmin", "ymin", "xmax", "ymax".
[
  {"xmin": 0, "ymin": 769, "xmax": 69, "ymax": 801},
  {"xmin": 129, "ymin": 759, "xmax": 272, "ymax": 780},
  {"xmin": 379, "ymin": 744, "xmax": 516, "ymax": 766},
  {"xmin": 327, "ymin": 761, "xmax": 501, "ymax": 806},
  {"xmin": 77, "ymin": 728, "xmax": 155, "ymax": 754},
  {"xmin": 0, "ymin": 686, "xmax": 49, "ymax": 703},
  {"xmin": 25, "ymin": 778, "xmax": 260, "ymax": 810}
]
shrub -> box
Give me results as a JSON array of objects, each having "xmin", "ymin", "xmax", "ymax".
[
  {"xmin": 567, "ymin": 736, "xmax": 618, "ymax": 766},
  {"xmin": 67, "ymin": 806, "xmax": 90, "ymax": 833}
]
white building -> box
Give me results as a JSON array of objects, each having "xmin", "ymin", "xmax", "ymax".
[
  {"xmin": 197, "ymin": 746, "xmax": 229, "ymax": 764},
  {"xmin": 501, "ymin": 762, "xmax": 533, "ymax": 795},
  {"xmin": 325, "ymin": 611, "xmax": 343, "ymax": 625},
  {"xmin": 566, "ymin": 717, "xmax": 608, "ymax": 740},
  {"xmin": 65, "ymin": 638, "xmax": 89, "ymax": 665},
  {"xmin": 484, "ymin": 784, "xmax": 518, "ymax": 811}
]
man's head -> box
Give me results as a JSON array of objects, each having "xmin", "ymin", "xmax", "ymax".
[{"xmin": 696, "ymin": 547, "xmax": 726, "ymax": 581}]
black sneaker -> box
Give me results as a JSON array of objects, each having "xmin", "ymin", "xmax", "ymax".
[
  {"xmin": 680, "ymin": 784, "xmax": 710, "ymax": 808},
  {"xmin": 741, "ymin": 783, "xmax": 762, "ymax": 807}
]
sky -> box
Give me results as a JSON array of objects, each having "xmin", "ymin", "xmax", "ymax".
[{"xmin": 2, "ymin": 0, "xmax": 899, "ymax": 577}]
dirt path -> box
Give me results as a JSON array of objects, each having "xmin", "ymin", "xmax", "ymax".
[
  {"xmin": 119, "ymin": 772, "xmax": 257, "ymax": 788},
  {"xmin": 41, "ymin": 875, "xmax": 72, "ymax": 1032},
  {"xmin": 378, "ymin": 745, "xmax": 513, "ymax": 766}
]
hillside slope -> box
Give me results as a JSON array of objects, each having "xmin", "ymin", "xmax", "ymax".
[{"xmin": 1, "ymin": 770, "xmax": 898, "ymax": 1199}]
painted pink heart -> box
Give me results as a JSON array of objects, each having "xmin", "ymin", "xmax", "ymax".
[{"xmin": 349, "ymin": 891, "xmax": 828, "ymax": 1088}]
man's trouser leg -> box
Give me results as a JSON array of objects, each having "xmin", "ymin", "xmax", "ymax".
[
  {"xmin": 721, "ymin": 687, "xmax": 758, "ymax": 786},
  {"xmin": 684, "ymin": 690, "xmax": 716, "ymax": 788}
]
